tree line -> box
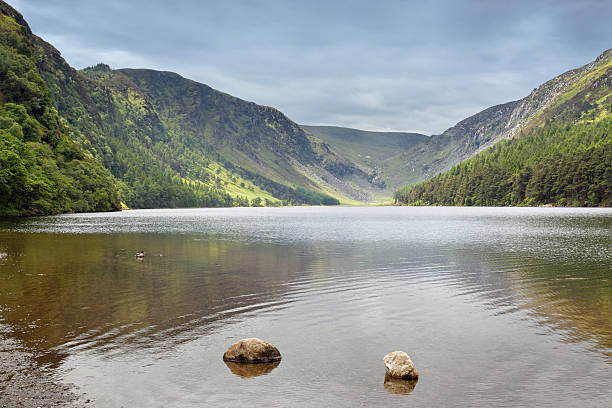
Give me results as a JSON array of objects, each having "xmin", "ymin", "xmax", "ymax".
[{"xmin": 395, "ymin": 119, "xmax": 611, "ymax": 207}]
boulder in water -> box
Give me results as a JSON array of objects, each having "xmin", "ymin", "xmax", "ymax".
[
  {"xmin": 383, "ymin": 351, "xmax": 418, "ymax": 380},
  {"xmin": 223, "ymin": 338, "xmax": 281, "ymax": 363}
]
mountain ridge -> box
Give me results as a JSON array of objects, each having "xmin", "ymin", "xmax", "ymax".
[
  {"xmin": 394, "ymin": 48, "xmax": 611, "ymax": 207},
  {"xmin": 0, "ymin": 0, "xmax": 387, "ymax": 214},
  {"xmin": 388, "ymin": 49, "xmax": 612, "ymax": 187}
]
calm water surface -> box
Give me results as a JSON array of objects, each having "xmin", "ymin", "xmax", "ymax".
[{"xmin": 0, "ymin": 207, "xmax": 611, "ymax": 407}]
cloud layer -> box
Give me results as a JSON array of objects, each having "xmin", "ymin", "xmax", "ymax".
[{"xmin": 15, "ymin": 0, "xmax": 612, "ymax": 134}]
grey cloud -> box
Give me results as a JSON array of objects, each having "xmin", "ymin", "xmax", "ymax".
[{"xmin": 14, "ymin": 0, "xmax": 612, "ymax": 134}]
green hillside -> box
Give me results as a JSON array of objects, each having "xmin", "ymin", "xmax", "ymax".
[
  {"xmin": 395, "ymin": 49, "xmax": 612, "ymax": 207},
  {"xmin": 390, "ymin": 49, "xmax": 612, "ymax": 189},
  {"xmin": 0, "ymin": 0, "xmax": 384, "ymax": 214},
  {"xmin": 0, "ymin": 4, "xmax": 119, "ymax": 215},
  {"xmin": 77, "ymin": 64, "xmax": 350, "ymax": 207}
]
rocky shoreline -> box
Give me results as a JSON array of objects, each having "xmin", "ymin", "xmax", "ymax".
[{"xmin": 0, "ymin": 325, "xmax": 88, "ymax": 408}]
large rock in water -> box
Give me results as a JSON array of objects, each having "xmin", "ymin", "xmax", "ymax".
[
  {"xmin": 223, "ymin": 338, "xmax": 282, "ymax": 363},
  {"xmin": 383, "ymin": 351, "xmax": 418, "ymax": 380}
]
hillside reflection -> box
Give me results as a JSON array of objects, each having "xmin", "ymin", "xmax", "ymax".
[{"xmin": 0, "ymin": 233, "xmax": 320, "ymax": 366}]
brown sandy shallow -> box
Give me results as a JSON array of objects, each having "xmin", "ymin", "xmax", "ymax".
[{"xmin": 0, "ymin": 325, "xmax": 90, "ymax": 408}]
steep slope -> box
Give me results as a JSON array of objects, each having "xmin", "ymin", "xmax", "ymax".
[
  {"xmin": 395, "ymin": 49, "xmax": 612, "ymax": 207},
  {"xmin": 301, "ymin": 125, "xmax": 427, "ymax": 197},
  {"xmin": 80, "ymin": 65, "xmax": 376, "ymax": 204},
  {"xmin": 0, "ymin": 0, "xmax": 385, "ymax": 211},
  {"xmin": 390, "ymin": 50, "xmax": 612, "ymax": 187},
  {"xmin": 0, "ymin": 2, "xmax": 120, "ymax": 215}
]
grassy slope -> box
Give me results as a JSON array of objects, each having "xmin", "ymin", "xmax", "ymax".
[
  {"xmin": 116, "ymin": 69, "xmax": 319, "ymax": 189},
  {"xmin": 301, "ymin": 125, "xmax": 428, "ymax": 199},
  {"xmin": 90, "ymin": 67, "xmax": 359, "ymax": 205}
]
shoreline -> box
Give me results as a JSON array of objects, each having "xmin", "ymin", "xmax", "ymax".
[{"xmin": 0, "ymin": 325, "xmax": 87, "ymax": 408}]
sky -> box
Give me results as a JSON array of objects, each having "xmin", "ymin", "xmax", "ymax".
[{"xmin": 11, "ymin": 0, "xmax": 612, "ymax": 134}]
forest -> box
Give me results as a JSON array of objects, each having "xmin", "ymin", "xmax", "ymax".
[
  {"xmin": 0, "ymin": 14, "xmax": 119, "ymax": 215},
  {"xmin": 395, "ymin": 118, "xmax": 611, "ymax": 207}
]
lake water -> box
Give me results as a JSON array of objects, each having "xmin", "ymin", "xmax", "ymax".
[{"xmin": 0, "ymin": 207, "xmax": 611, "ymax": 407}]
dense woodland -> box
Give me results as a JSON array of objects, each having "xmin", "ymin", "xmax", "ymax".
[
  {"xmin": 395, "ymin": 118, "xmax": 612, "ymax": 207},
  {"xmin": 0, "ymin": 13, "xmax": 119, "ymax": 215}
]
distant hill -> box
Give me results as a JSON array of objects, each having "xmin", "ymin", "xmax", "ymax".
[
  {"xmin": 301, "ymin": 125, "xmax": 427, "ymax": 199},
  {"xmin": 395, "ymin": 49, "xmax": 612, "ymax": 207}
]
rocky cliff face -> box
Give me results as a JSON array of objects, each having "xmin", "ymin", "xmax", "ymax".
[
  {"xmin": 504, "ymin": 54, "xmax": 608, "ymax": 137},
  {"xmin": 0, "ymin": 0, "xmax": 30, "ymax": 33}
]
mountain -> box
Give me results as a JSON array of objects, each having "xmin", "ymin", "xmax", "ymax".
[
  {"xmin": 1, "ymin": 0, "xmax": 609, "ymax": 214},
  {"xmin": 388, "ymin": 50, "xmax": 612, "ymax": 187},
  {"xmin": 301, "ymin": 125, "xmax": 427, "ymax": 199},
  {"xmin": 395, "ymin": 49, "xmax": 612, "ymax": 207},
  {"xmin": 0, "ymin": 0, "xmax": 387, "ymax": 215},
  {"xmin": 76, "ymin": 64, "xmax": 366, "ymax": 206}
]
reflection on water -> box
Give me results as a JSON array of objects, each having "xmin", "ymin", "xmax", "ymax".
[
  {"xmin": 0, "ymin": 207, "xmax": 611, "ymax": 407},
  {"xmin": 225, "ymin": 361, "xmax": 281, "ymax": 378},
  {"xmin": 0, "ymin": 233, "xmax": 309, "ymax": 366},
  {"xmin": 384, "ymin": 375, "xmax": 418, "ymax": 395}
]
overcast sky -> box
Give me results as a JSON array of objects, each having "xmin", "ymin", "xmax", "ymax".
[{"xmin": 11, "ymin": 0, "xmax": 612, "ymax": 134}]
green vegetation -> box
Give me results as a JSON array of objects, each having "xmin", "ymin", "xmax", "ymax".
[
  {"xmin": 1, "ymin": 0, "xmax": 610, "ymax": 213},
  {"xmin": 395, "ymin": 118, "xmax": 611, "ymax": 207},
  {"xmin": 395, "ymin": 49, "xmax": 611, "ymax": 208},
  {"xmin": 0, "ymin": 2, "xmax": 342, "ymax": 215},
  {"xmin": 0, "ymin": 10, "xmax": 119, "ymax": 215}
]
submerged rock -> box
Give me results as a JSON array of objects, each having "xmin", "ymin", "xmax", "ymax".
[
  {"xmin": 383, "ymin": 351, "xmax": 418, "ymax": 380},
  {"xmin": 224, "ymin": 360, "xmax": 280, "ymax": 378},
  {"xmin": 384, "ymin": 374, "xmax": 418, "ymax": 395},
  {"xmin": 223, "ymin": 338, "xmax": 281, "ymax": 363}
]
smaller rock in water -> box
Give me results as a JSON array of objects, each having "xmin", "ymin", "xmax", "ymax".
[
  {"xmin": 223, "ymin": 338, "xmax": 281, "ymax": 363},
  {"xmin": 383, "ymin": 351, "xmax": 418, "ymax": 380}
]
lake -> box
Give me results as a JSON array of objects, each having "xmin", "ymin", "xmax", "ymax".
[{"xmin": 0, "ymin": 207, "xmax": 611, "ymax": 407}]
